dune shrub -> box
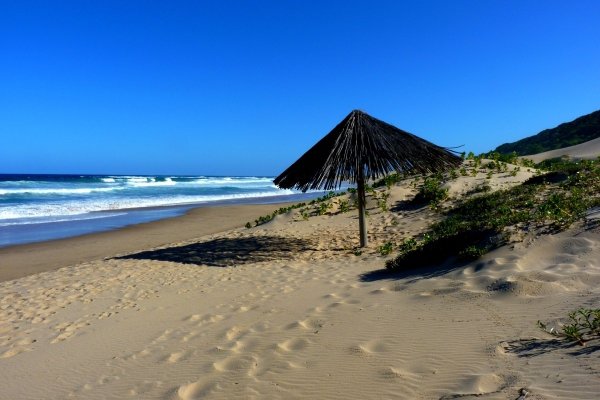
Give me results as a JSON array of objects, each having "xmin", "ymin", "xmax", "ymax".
[
  {"xmin": 373, "ymin": 172, "xmax": 404, "ymax": 188},
  {"xmin": 338, "ymin": 199, "xmax": 350, "ymax": 213},
  {"xmin": 386, "ymin": 159, "xmax": 599, "ymax": 271},
  {"xmin": 378, "ymin": 242, "xmax": 394, "ymax": 256},
  {"xmin": 538, "ymin": 308, "xmax": 600, "ymax": 345},
  {"xmin": 414, "ymin": 175, "xmax": 448, "ymax": 208}
]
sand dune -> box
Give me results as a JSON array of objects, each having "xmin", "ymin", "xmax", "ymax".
[
  {"xmin": 1, "ymin": 163, "xmax": 599, "ymax": 399},
  {"xmin": 524, "ymin": 136, "xmax": 600, "ymax": 163}
]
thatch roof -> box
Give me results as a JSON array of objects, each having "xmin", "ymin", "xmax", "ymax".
[{"xmin": 274, "ymin": 110, "xmax": 462, "ymax": 191}]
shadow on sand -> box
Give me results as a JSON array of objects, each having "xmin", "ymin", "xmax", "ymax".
[
  {"xmin": 359, "ymin": 257, "xmax": 473, "ymax": 283},
  {"xmin": 503, "ymin": 338, "xmax": 600, "ymax": 357},
  {"xmin": 116, "ymin": 236, "xmax": 314, "ymax": 267},
  {"xmin": 389, "ymin": 199, "xmax": 426, "ymax": 213}
]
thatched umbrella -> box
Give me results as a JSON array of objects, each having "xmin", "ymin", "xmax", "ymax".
[{"xmin": 274, "ymin": 110, "xmax": 461, "ymax": 247}]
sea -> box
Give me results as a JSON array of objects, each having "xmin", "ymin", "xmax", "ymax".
[{"xmin": 0, "ymin": 174, "xmax": 321, "ymax": 248}]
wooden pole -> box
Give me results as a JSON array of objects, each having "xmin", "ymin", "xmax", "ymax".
[{"xmin": 357, "ymin": 171, "xmax": 368, "ymax": 248}]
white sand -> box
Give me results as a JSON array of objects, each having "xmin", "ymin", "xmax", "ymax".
[{"xmin": 1, "ymin": 164, "xmax": 599, "ymax": 399}]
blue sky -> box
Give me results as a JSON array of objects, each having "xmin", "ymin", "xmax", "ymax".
[{"xmin": 1, "ymin": 1, "xmax": 599, "ymax": 176}]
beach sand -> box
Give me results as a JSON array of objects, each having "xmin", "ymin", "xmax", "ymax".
[{"xmin": 1, "ymin": 165, "xmax": 599, "ymax": 399}]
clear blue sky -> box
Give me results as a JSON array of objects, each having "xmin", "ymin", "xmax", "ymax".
[{"xmin": 2, "ymin": 1, "xmax": 599, "ymax": 176}]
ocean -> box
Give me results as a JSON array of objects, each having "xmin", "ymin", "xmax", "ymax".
[{"xmin": 0, "ymin": 174, "xmax": 318, "ymax": 247}]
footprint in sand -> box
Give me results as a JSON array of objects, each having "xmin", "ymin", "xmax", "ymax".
[
  {"xmin": 177, "ymin": 380, "xmax": 219, "ymax": 400},
  {"xmin": 276, "ymin": 337, "xmax": 309, "ymax": 353},
  {"xmin": 192, "ymin": 313, "xmax": 225, "ymax": 326},
  {"xmin": 127, "ymin": 380, "xmax": 162, "ymax": 397},
  {"xmin": 162, "ymin": 350, "xmax": 192, "ymax": 364},
  {"xmin": 222, "ymin": 325, "xmax": 249, "ymax": 341},
  {"xmin": 215, "ymin": 340, "xmax": 245, "ymax": 353},
  {"xmin": 446, "ymin": 373, "xmax": 506, "ymax": 397},
  {"xmin": 283, "ymin": 315, "xmax": 325, "ymax": 332},
  {"xmin": 327, "ymin": 301, "xmax": 347, "ymax": 309},
  {"xmin": 185, "ymin": 314, "xmax": 202, "ymax": 322},
  {"xmin": 1, "ymin": 346, "xmax": 30, "ymax": 358},
  {"xmin": 248, "ymin": 356, "xmax": 293, "ymax": 377},
  {"xmin": 369, "ymin": 287, "xmax": 389, "ymax": 295},
  {"xmin": 181, "ymin": 331, "xmax": 200, "ymax": 343},
  {"xmin": 212, "ymin": 354, "xmax": 255, "ymax": 372},
  {"xmin": 378, "ymin": 366, "xmax": 401, "ymax": 380},
  {"xmin": 250, "ymin": 320, "xmax": 270, "ymax": 332},
  {"xmin": 348, "ymin": 340, "xmax": 388, "ymax": 356},
  {"xmin": 51, "ymin": 320, "xmax": 90, "ymax": 343}
]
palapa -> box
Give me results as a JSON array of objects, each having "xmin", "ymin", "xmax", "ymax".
[{"xmin": 274, "ymin": 110, "xmax": 461, "ymax": 247}]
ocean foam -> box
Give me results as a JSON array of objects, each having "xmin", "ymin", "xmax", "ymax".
[
  {"xmin": 189, "ymin": 177, "xmax": 274, "ymax": 186},
  {"xmin": 0, "ymin": 187, "xmax": 121, "ymax": 195},
  {"xmin": 0, "ymin": 190, "xmax": 295, "ymax": 222},
  {"xmin": 128, "ymin": 177, "xmax": 177, "ymax": 187}
]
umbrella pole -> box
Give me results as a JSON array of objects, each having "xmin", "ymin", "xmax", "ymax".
[{"xmin": 357, "ymin": 174, "xmax": 368, "ymax": 247}]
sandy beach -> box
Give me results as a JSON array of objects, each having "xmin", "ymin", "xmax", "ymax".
[{"xmin": 1, "ymin": 165, "xmax": 599, "ymax": 400}]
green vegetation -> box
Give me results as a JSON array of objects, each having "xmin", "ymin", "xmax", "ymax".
[
  {"xmin": 386, "ymin": 159, "xmax": 600, "ymax": 271},
  {"xmin": 310, "ymin": 191, "xmax": 345, "ymax": 204},
  {"xmin": 481, "ymin": 151, "xmax": 520, "ymax": 165},
  {"xmin": 378, "ymin": 242, "xmax": 394, "ymax": 256},
  {"xmin": 373, "ymin": 172, "xmax": 406, "ymax": 188},
  {"xmin": 300, "ymin": 208, "xmax": 309, "ymax": 220},
  {"xmin": 375, "ymin": 191, "xmax": 390, "ymax": 212},
  {"xmin": 247, "ymin": 190, "xmax": 351, "ymax": 228},
  {"xmin": 466, "ymin": 182, "xmax": 491, "ymax": 196},
  {"xmin": 413, "ymin": 174, "xmax": 448, "ymax": 208},
  {"xmin": 246, "ymin": 202, "xmax": 306, "ymax": 228},
  {"xmin": 495, "ymin": 109, "xmax": 600, "ymax": 156},
  {"xmin": 458, "ymin": 245, "xmax": 487, "ymax": 260},
  {"xmin": 538, "ymin": 308, "xmax": 600, "ymax": 346},
  {"xmin": 338, "ymin": 199, "xmax": 350, "ymax": 213},
  {"xmin": 317, "ymin": 201, "xmax": 331, "ymax": 215}
]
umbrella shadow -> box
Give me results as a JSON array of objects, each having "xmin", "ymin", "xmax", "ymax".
[
  {"xmin": 116, "ymin": 235, "xmax": 314, "ymax": 267},
  {"xmin": 359, "ymin": 256, "xmax": 473, "ymax": 283},
  {"xmin": 390, "ymin": 199, "xmax": 425, "ymax": 212}
]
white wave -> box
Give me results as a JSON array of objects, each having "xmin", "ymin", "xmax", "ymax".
[
  {"xmin": 128, "ymin": 177, "xmax": 176, "ymax": 187},
  {"xmin": 0, "ymin": 187, "xmax": 121, "ymax": 195},
  {"xmin": 0, "ymin": 176, "xmax": 276, "ymax": 196},
  {"xmin": 0, "ymin": 190, "xmax": 296, "ymax": 221},
  {"xmin": 189, "ymin": 177, "xmax": 274, "ymax": 186}
]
